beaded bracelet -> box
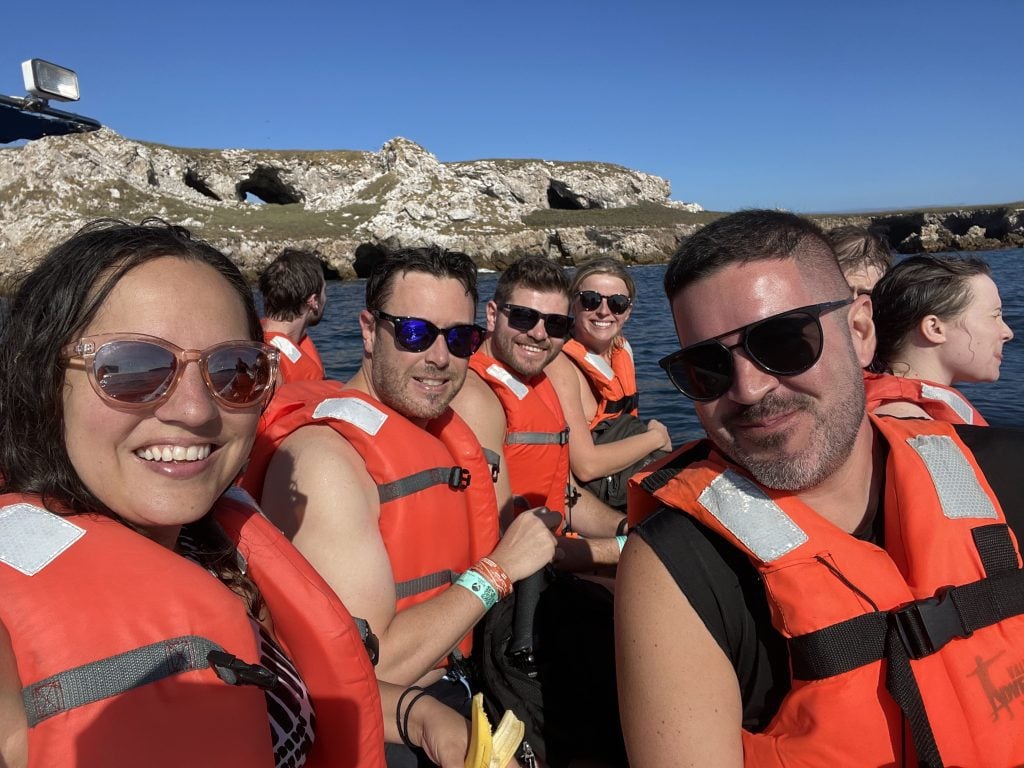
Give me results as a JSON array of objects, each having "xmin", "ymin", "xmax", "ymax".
[
  {"xmin": 455, "ymin": 569, "xmax": 500, "ymax": 610},
  {"xmin": 474, "ymin": 557, "xmax": 513, "ymax": 599}
]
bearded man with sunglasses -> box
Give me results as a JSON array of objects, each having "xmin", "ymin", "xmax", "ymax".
[
  {"xmin": 455, "ymin": 255, "xmax": 630, "ymax": 559},
  {"xmin": 242, "ymin": 249, "xmax": 559, "ymax": 764},
  {"xmin": 616, "ymin": 210, "xmax": 1024, "ymax": 768}
]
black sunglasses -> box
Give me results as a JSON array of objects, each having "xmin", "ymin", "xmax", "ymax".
[
  {"xmin": 576, "ymin": 290, "xmax": 632, "ymax": 315},
  {"xmin": 372, "ymin": 310, "xmax": 485, "ymax": 358},
  {"xmin": 500, "ymin": 303, "xmax": 574, "ymax": 340},
  {"xmin": 658, "ymin": 299, "xmax": 853, "ymax": 401}
]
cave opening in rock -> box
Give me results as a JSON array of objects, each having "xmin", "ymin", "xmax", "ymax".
[
  {"xmin": 353, "ymin": 243, "xmax": 389, "ymax": 279},
  {"xmin": 184, "ymin": 169, "xmax": 220, "ymax": 201},
  {"xmin": 236, "ymin": 166, "xmax": 303, "ymax": 205},
  {"xmin": 547, "ymin": 180, "xmax": 586, "ymax": 210}
]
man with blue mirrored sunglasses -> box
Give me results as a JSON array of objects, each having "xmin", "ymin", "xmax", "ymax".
[
  {"xmin": 616, "ymin": 210, "xmax": 1024, "ymax": 768},
  {"xmin": 242, "ymin": 248, "xmax": 559, "ymax": 765}
]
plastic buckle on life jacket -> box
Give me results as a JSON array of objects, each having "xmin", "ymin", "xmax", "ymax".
[
  {"xmin": 207, "ymin": 650, "xmax": 278, "ymax": 689},
  {"xmin": 448, "ymin": 466, "xmax": 471, "ymax": 490},
  {"xmin": 892, "ymin": 589, "xmax": 971, "ymax": 660},
  {"xmin": 353, "ymin": 617, "xmax": 380, "ymax": 666}
]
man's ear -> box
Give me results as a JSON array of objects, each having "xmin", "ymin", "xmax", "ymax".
[
  {"xmin": 358, "ymin": 309, "xmax": 376, "ymax": 355},
  {"xmin": 849, "ymin": 294, "xmax": 876, "ymax": 368},
  {"xmin": 918, "ymin": 315, "xmax": 947, "ymax": 345},
  {"xmin": 485, "ymin": 300, "xmax": 499, "ymax": 333}
]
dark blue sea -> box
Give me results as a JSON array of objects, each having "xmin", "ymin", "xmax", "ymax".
[{"xmin": 307, "ymin": 247, "xmax": 1024, "ymax": 444}]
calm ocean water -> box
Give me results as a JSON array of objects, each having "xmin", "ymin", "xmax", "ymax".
[{"xmin": 307, "ymin": 247, "xmax": 1024, "ymax": 444}]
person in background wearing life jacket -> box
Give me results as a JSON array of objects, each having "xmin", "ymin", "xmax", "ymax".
[
  {"xmin": 453, "ymin": 255, "xmax": 628, "ymax": 571},
  {"xmin": 244, "ymin": 248, "xmax": 558, "ymax": 767},
  {"xmin": 259, "ymin": 248, "xmax": 328, "ymax": 384},
  {"xmin": 545, "ymin": 257, "xmax": 672, "ymax": 512},
  {"xmin": 866, "ymin": 254, "xmax": 1013, "ymax": 425},
  {"xmin": 826, "ymin": 224, "xmax": 893, "ymax": 299},
  {"xmin": 0, "ymin": 220, "xmax": 477, "ymax": 768},
  {"xmin": 617, "ymin": 210, "xmax": 1024, "ymax": 768}
]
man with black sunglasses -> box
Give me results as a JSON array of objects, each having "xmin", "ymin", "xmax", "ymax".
[
  {"xmin": 616, "ymin": 210, "xmax": 1024, "ymax": 768},
  {"xmin": 243, "ymin": 248, "xmax": 559, "ymax": 765},
  {"xmin": 455, "ymin": 255, "xmax": 630, "ymax": 556}
]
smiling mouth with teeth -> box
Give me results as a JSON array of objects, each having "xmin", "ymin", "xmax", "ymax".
[{"xmin": 135, "ymin": 445, "xmax": 213, "ymax": 462}]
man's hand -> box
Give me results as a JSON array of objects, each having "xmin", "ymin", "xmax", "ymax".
[{"xmin": 488, "ymin": 506, "xmax": 560, "ymax": 582}]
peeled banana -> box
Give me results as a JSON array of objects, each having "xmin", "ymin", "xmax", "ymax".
[{"xmin": 465, "ymin": 692, "xmax": 525, "ymax": 768}]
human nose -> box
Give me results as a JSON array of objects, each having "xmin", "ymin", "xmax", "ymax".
[
  {"xmin": 1002, "ymin": 320, "xmax": 1014, "ymax": 342},
  {"xmin": 423, "ymin": 330, "xmax": 452, "ymax": 367},
  {"xmin": 154, "ymin": 359, "xmax": 219, "ymax": 426},
  {"xmin": 725, "ymin": 348, "xmax": 780, "ymax": 405},
  {"xmin": 527, "ymin": 316, "xmax": 550, "ymax": 340}
]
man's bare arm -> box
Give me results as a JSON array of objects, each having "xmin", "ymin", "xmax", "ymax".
[
  {"xmin": 616, "ymin": 535, "xmax": 744, "ymax": 767},
  {"xmin": 261, "ymin": 424, "xmax": 557, "ymax": 686}
]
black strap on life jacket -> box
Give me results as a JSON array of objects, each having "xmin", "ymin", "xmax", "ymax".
[
  {"xmin": 638, "ymin": 439, "xmax": 712, "ymax": 495},
  {"xmin": 787, "ymin": 523, "xmax": 1024, "ymax": 768},
  {"xmin": 601, "ymin": 392, "xmax": 639, "ymax": 417}
]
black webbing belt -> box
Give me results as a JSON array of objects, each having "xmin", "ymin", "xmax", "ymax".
[
  {"xmin": 788, "ymin": 524, "xmax": 1024, "ymax": 768},
  {"xmin": 602, "ymin": 393, "xmax": 639, "ymax": 417}
]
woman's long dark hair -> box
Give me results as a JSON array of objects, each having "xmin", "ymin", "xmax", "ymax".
[{"xmin": 0, "ymin": 218, "xmax": 265, "ymax": 615}]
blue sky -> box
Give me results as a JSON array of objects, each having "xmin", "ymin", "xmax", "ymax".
[{"xmin": 3, "ymin": 0, "xmax": 1020, "ymax": 213}]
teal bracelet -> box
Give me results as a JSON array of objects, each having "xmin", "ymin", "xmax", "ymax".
[
  {"xmin": 455, "ymin": 569, "xmax": 499, "ymax": 611},
  {"xmin": 616, "ymin": 535, "xmax": 628, "ymax": 552}
]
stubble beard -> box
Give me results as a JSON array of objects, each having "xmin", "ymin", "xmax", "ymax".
[
  {"xmin": 493, "ymin": 330, "xmax": 555, "ymax": 380},
  {"xmin": 714, "ymin": 381, "xmax": 865, "ymax": 492},
  {"xmin": 371, "ymin": 356, "xmax": 463, "ymax": 422}
]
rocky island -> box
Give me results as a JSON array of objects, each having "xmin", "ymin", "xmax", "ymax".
[{"xmin": 0, "ymin": 128, "xmax": 1021, "ymax": 287}]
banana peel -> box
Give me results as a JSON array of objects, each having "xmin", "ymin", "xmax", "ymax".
[{"xmin": 465, "ymin": 692, "xmax": 525, "ymax": 768}]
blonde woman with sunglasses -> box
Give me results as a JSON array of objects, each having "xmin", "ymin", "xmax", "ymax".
[
  {"xmin": 0, "ymin": 220, "xmax": 472, "ymax": 768},
  {"xmin": 546, "ymin": 258, "xmax": 672, "ymax": 511}
]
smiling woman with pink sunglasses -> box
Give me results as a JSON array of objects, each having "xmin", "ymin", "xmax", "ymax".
[{"xmin": 0, "ymin": 220, "xmax": 471, "ymax": 768}]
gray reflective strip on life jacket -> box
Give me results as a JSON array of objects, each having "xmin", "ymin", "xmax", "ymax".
[
  {"xmin": 268, "ymin": 335, "xmax": 302, "ymax": 363},
  {"xmin": 22, "ymin": 636, "xmax": 223, "ymax": 727},
  {"xmin": 0, "ymin": 503, "xmax": 85, "ymax": 577},
  {"xmin": 919, "ymin": 383, "xmax": 976, "ymax": 424},
  {"xmin": 378, "ymin": 466, "xmax": 470, "ymax": 502},
  {"xmin": 697, "ymin": 469, "xmax": 809, "ymax": 563},
  {"xmin": 583, "ymin": 351, "xmax": 615, "ymax": 381},
  {"xmin": 907, "ymin": 434, "xmax": 998, "ymax": 520},
  {"xmin": 395, "ymin": 569, "xmax": 459, "ymax": 599},
  {"xmin": 313, "ymin": 396, "xmax": 388, "ymax": 436},
  {"xmin": 505, "ymin": 428, "xmax": 570, "ymax": 446},
  {"xmin": 485, "ymin": 364, "xmax": 529, "ymax": 401}
]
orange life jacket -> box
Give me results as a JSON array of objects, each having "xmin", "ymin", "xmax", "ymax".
[
  {"xmin": 864, "ymin": 371, "xmax": 988, "ymax": 425},
  {"xmin": 631, "ymin": 416, "xmax": 1024, "ymax": 767},
  {"xmin": 242, "ymin": 380, "xmax": 499, "ymax": 658},
  {"xmin": 0, "ymin": 490, "xmax": 384, "ymax": 768},
  {"xmin": 263, "ymin": 325, "xmax": 325, "ymax": 383},
  {"xmin": 561, "ymin": 338, "xmax": 639, "ymax": 429},
  {"xmin": 469, "ymin": 351, "xmax": 571, "ymax": 515}
]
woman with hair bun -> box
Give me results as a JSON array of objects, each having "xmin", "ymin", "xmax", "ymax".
[{"xmin": 866, "ymin": 254, "xmax": 1013, "ymax": 425}]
